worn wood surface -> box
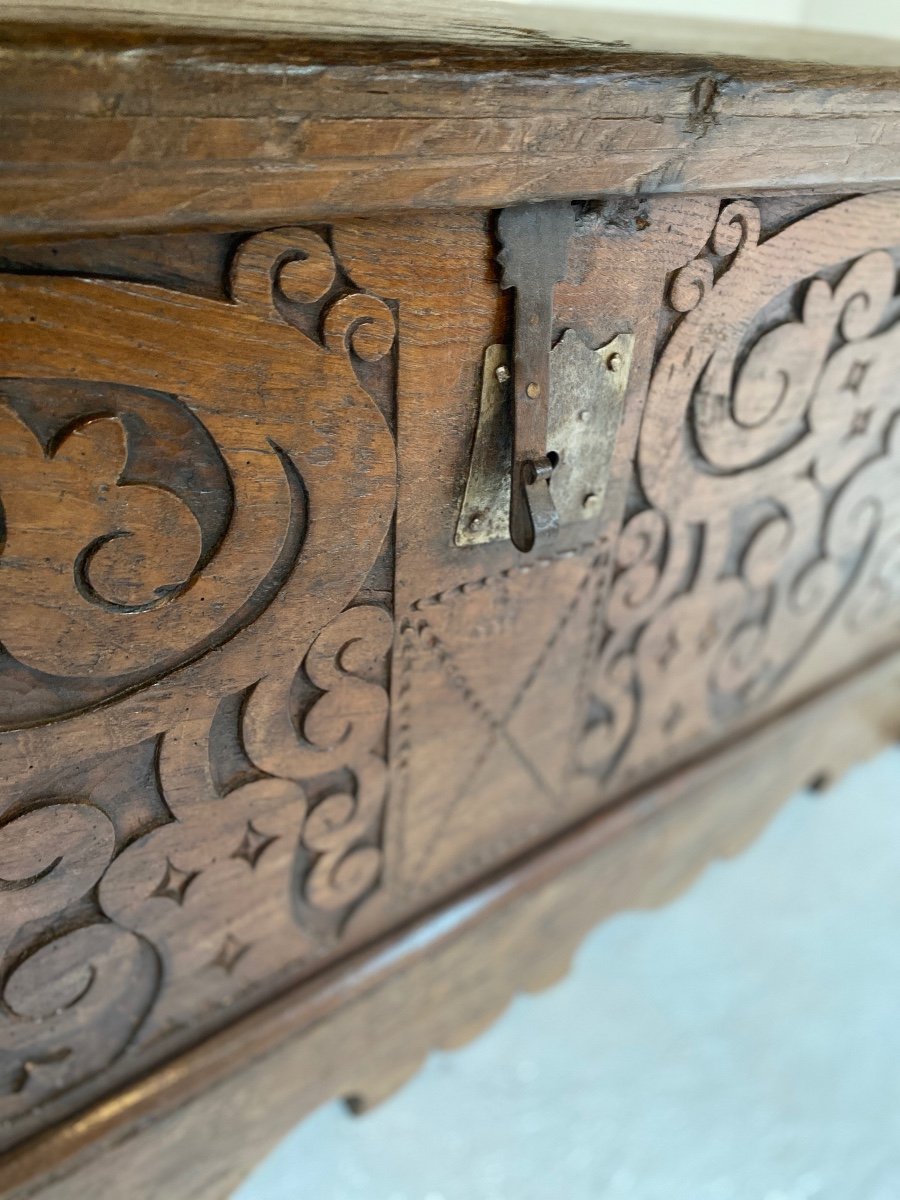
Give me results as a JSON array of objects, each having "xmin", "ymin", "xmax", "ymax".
[
  {"xmin": 3, "ymin": 641, "xmax": 899, "ymax": 1200},
  {"xmin": 2, "ymin": 21, "xmax": 900, "ymax": 237}
]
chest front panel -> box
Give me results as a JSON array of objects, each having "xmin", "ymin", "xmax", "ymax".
[{"xmin": 2, "ymin": 192, "xmax": 900, "ymax": 1147}]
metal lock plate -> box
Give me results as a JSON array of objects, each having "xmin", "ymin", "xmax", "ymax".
[{"xmin": 455, "ymin": 329, "xmax": 634, "ymax": 548}]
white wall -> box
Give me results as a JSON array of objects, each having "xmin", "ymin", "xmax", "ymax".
[
  {"xmin": 804, "ymin": 0, "xmax": 900, "ymax": 38},
  {"xmin": 555, "ymin": 0, "xmax": 806, "ymax": 24},
  {"xmin": 516, "ymin": 0, "xmax": 900, "ymax": 38}
]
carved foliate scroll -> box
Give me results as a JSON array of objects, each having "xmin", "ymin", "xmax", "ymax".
[
  {"xmin": 580, "ymin": 194, "xmax": 900, "ymax": 787},
  {"xmin": 0, "ymin": 228, "xmax": 396, "ymax": 1140}
]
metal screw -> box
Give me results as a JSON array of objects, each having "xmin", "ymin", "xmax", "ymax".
[
  {"xmin": 607, "ymin": 352, "xmax": 622, "ymax": 373},
  {"xmin": 468, "ymin": 513, "xmax": 483, "ymax": 530},
  {"xmin": 582, "ymin": 493, "xmax": 600, "ymax": 510},
  {"xmin": 578, "ymin": 409, "xmax": 590, "ymax": 422},
  {"xmin": 526, "ymin": 382, "xmax": 541, "ymax": 400},
  {"xmin": 494, "ymin": 364, "xmax": 510, "ymax": 385}
]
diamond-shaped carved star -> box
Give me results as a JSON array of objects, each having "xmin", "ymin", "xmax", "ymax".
[
  {"xmin": 656, "ymin": 629, "xmax": 681, "ymax": 672},
  {"xmin": 230, "ymin": 821, "xmax": 278, "ymax": 869},
  {"xmin": 842, "ymin": 359, "xmax": 871, "ymax": 395},
  {"xmin": 849, "ymin": 407, "xmax": 874, "ymax": 437},
  {"xmin": 151, "ymin": 857, "xmax": 199, "ymax": 905},
  {"xmin": 210, "ymin": 933, "xmax": 250, "ymax": 975}
]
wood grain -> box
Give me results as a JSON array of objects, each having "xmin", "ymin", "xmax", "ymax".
[
  {"xmin": 2, "ymin": 640, "xmax": 899, "ymax": 1200},
  {"xmin": 2, "ymin": 22, "xmax": 900, "ymax": 236}
]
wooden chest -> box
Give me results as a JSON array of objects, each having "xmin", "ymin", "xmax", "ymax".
[{"xmin": 1, "ymin": 7, "xmax": 900, "ymax": 1196}]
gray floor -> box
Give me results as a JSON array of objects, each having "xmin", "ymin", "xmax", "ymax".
[{"xmin": 235, "ymin": 748, "xmax": 900, "ymax": 1200}]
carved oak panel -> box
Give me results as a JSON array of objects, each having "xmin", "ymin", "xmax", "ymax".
[
  {"xmin": 0, "ymin": 228, "xmax": 397, "ymax": 1145},
  {"xmin": 2, "ymin": 194, "xmax": 900, "ymax": 1150}
]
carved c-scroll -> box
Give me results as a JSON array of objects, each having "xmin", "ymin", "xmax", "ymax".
[
  {"xmin": 0, "ymin": 227, "xmax": 396, "ymax": 729},
  {"xmin": 0, "ymin": 805, "xmax": 158, "ymax": 1120}
]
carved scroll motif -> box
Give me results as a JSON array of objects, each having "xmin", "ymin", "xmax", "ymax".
[
  {"xmin": 0, "ymin": 228, "xmax": 396, "ymax": 727},
  {"xmin": 0, "ymin": 805, "xmax": 158, "ymax": 1121},
  {"xmin": 581, "ymin": 196, "xmax": 900, "ymax": 785},
  {"xmin": 0, "ymin": 228, "xmax": 397, "ymax": 1131},
  {"xmin": 98, "ymin": 604, "xmax": 393, "ymax": 1039}
]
